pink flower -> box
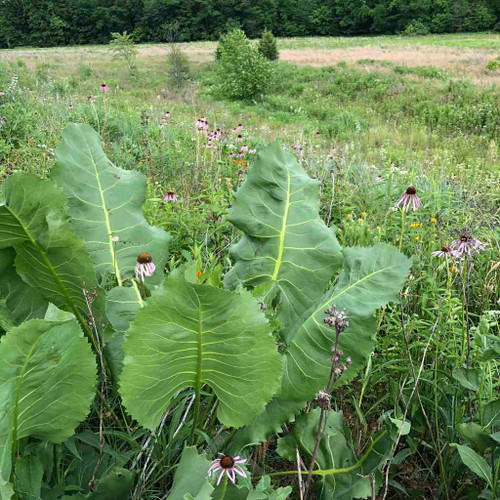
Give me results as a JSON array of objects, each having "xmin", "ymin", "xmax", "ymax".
[
  {"xmin": 135, "ymin": 253, "xmax": 155, "ymax": 282},
  {"xmin": 164, "ymin": 190, "xmax": 179, "ymax": 202},
  {"xmin": 235, "ymin": 134, "xmax": 243, "ymax": 142},
  {"xmin": 240, "ymin": 145, "xmax": 248, "ymax": 152},
  {"xmin": 99, "ymin": 83, "xmax": 108, "ymax": 92},
  {"xmin": 315, "ymin": 131, "xmax": 321, "ymax": 138},
  {"xmin": 432, "ymin": 246, "xmax": 459, "ymax": 258},
  {"xmin": 206, "ymin": 141, "xmax": 214, "ymax": 149},
  {"xmin": 249, "ymin": 148, "xmax": 256, "ymax": 154},
  {"xmin": 394, "ymin": 186, "xmax": 422, "ymax": 212},
  {"xmin": 450, "ymin": 231, "xmax": 485, "ymax": 256},
  {"xmin": 68, "ymin": 104, "xmax": 73, "ymax": 110},
  {"xmin": 208, "ymin": 454, "xmax": 246, "ymax": 485},
  {"xmin": 236, "ymin": 123, "xmax": 243, "ymax": 131},
  {"xmin": 165, "ymin": 111, "xmax": 170, "ymax": 118}
]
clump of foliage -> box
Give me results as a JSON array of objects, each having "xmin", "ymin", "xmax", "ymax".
[
  {"xmin": 401, "ymin": 20, "xmax": 430, "ymax": 36},
  {"xmin": 258, "ymin": 29, "xmax": 279, "ymax": 61},
  {"xmin": 166, "ymin": 43, "xmax": 190, "ymax": 89},
  {"xmin": 214, "ymin": 29, "xmax": 273, "ymax": 100},
  {"xmin": 486, "ymin": 57, "xmax": 500, "ymax": 71},
  {"xmin": 109, "ymin": 31, "xmax": 137, "ymax": 73}
]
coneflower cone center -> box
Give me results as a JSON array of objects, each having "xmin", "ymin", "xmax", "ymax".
[
  {"xmin": 137, "ymin": 252, "xmax": 152, "ymax": 264},
  {"xmin": 220, "ymin": 456, "xmax": 235, "ymax": 468},
  {"xmin": 406, "ymin": 186, "xmax": 417, "ymax": 195}
]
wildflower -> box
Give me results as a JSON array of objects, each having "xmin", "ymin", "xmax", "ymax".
[
  {"xmin": 410, "ymin": 222, "xmax": 423, "ymax": 228},
  {"xmin": 431, "ymin": 217, "xmax": 437, "ymax": 223},
  {"xmin": 99, "ymin": 83, "xmax": 108, "ymax": 92},
  {"xmin": 346, "ymin": 213, "xmax": 353, "ymax": 218},
  {"xmin": 235, "ymin": 134, "xmax": 243, "ymax": 142},
  {"xmin": 165, "ymin": 111, "xmax": 170, "ymax": 118},
  {"xmin": 315, "ymin": 131, "xmax": 321, "ymax": 138},
  {"xmin": 451, "ymin": 265, "xmax": 459, "ymax": 273},
  {"xmin": 208, "ymin": 454, "xmax": 247, "ymax": 485},
  {"xmin": 415, "ymin": 236, "xmax": 419, "ymax": 241},
  {"xmin": 225, "ymin": 177, "xmax": 232, "ymax": 184},
  {"xmin": 249, "ymin": 148, "xmax": 256, "ymax": 154},
  {"xmin": 68, "ymin": 104, "xmax": 73, "ymax": 110},
  {"xmin": 361, "ymin": 211, "xmax": 367, "ymax": 217},
  {"xmin": 323, "ymin": 305, "xmax": 349, "ymax": 333},
  {"xmin": 112, "ymin": 236, "xmax": 120, "ymax": 243},
  {"xmin": 0, "ymin": 90, "xmax": 5, "ymax": 96},
  {"xmin": 394, "ymin": 186, "xmax": 422, "ymax": 212},
  {"xmin": 195, "ymin": 270, "xmax": 202, "ymax": 278},
  {"xmin": 240, "ymin": 144, "xmax": 248, "ymax": 153},
  {"xmin": 236, "ymin": 123, "xmax": 243, "ymax": 131},
  {"xmin": 358, "ymin": 218, "xmax": 363, "ymax": 224},
  {"xmin": 205, "ymin": 141, "xmax": 214, "ymax": 149},
  {"xmin": 164, "ymin": 190, "xmax": 179, "ymax": 202},
  {"xmin": 367, "ymin": 228, "xmax": 371, "ymax": 233},
  {"xmin": 228, "ymin": 152, "xmax": 235, "ymax": 158},
  {"xmin": 450, "ymin": 230, "xmax": 485, "ymax": 256},
  {"xmin": 135, "ymin": 253, "xmax": 155, "ymax": 282},
  {"xmin": 432, "ymin": 246, "xmax": 459, "ymax": 258}
]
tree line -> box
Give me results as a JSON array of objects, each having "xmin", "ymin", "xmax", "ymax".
[{"xmin": 1, "ymin": 0, "xmax": 498, "ymax": 48}]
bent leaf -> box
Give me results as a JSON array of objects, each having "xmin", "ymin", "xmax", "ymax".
[
  {"xmin": 280, "ymin": 245, "xmax": 411, "ymax": 401},
  {"xmin": 53, "ymin": 123, "xmax": 170, "ymax": 285},
  {"xmin": 0, "ymin": 318, "xmax": 97, "ymax": 498},
  {"xmin": 225, "ymin": 141, "xmax": 342, "ymax": 337},
  {"xmin": 0, "ymin": 248, "xmax": 47, "ymax": 324},
  {"xmin": 120, "ymin": 271, "xmax": 281, "ymax": 429},
  {"xmin": 451, "ymin": 444, "xmax": 493, "ymax": 487},
  {"xmin": 0, "ymin": 173, "xmax": 97, "ymax": 316}
]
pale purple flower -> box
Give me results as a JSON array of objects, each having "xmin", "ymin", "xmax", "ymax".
[
  {"xmin": 228, "ymin": 152, "xmax": 235, "ymax": 158},
  {"xmin": 135, "ymin": 253, "xmax": 155, "ymax": 282},
  {"xmin": 240, "ymin": 144, "xmax": 248, "ymax": 152},
  {"xmin": 164, "ymin": 190, "xmax": 178, "ymax": 202},
  {"xmin": 68, "ymin": 104, "xmax": 73, "ymax": 110},
  {"xmin": 205, "ymin": 141, "xmax": 214, "ymax": 149},
  {"xmin": 99, "ymin": 83, "xmax": 108, "ymax": 92},
  {"xmin": 249, "ymin": 148, "xmax": 256, "ymax": 154},
  {"xmin": 235, "ymin": 134, "xmax": 243, "ymax": 142},
  {"xmin": 432, "ymin": 246, "xmax": 459, "ymax": 258},
  {"xmin": 394, "ymin": 186, "xmax": 422, "ymax": 212},
  {"xmin": 208, "ymin": 454, "xmax": 246, "ymax": 485},
  {"xmin": 315, "ymin": 131, "xmax": 321, "ymax": 138},
  {"xmin": 236, "ymin": 123, "xmax": 243, "ymax": 131},
  {"xmin": 450, "ymin": 231, "xmax": 485, "ymax": 256},
  {"xmin": 165, "ymin": 111, "xmax": 170, "ymax": 118},
  {"xmin": 215, "ymin": 128, "xmax": 222, "ymax": 139},
  {"xmin": 196, "ymin": 117, "xmax": 208, "ymax": 134},
  {"xmin": 0, "ymin": 90, "xmax": 5, "ymax": 96}
]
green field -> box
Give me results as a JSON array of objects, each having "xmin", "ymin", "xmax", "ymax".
[{"xmin": 0, "ymin": 33, "xmax": 499, "ymax": 499}]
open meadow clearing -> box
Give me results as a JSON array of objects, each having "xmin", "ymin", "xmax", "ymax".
[{"xmin": 0, "ymin": 31, "xmax": 499, "ymax": 499}]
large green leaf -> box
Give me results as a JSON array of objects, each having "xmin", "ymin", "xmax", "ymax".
[
  {"xmin": 0, "ymin": 248, "xmax": 47, "ymax": 324},
  {"xmin": 0, "ymin": 318, "xmax": 97, "ymax": 499},
  {"xmin": 53, "ymin": 123, "xmax": 170, "ymax": 285},
  {"xmin": 225, "ymin": 141, "xmax": 342, "ymax": 336},
  {"xmin": 280, "ymin": 245, "xmax": 411, "ymax": 401},
  {"xmin": 0, "ymin": 173, "xmax": 98, "ymax": 318},
  {"xmin": 168, "ymin": 447, "xmax": 214, "ymax": 500},
  {"xmin": 451, "ymin": 444, "xmax": 493, "ymax": 488},
  {"xmin": 120, "ymin": 271, "xmax": 281, "ymax": 429}
]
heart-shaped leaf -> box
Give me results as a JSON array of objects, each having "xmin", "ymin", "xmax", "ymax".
[
  {"xmin": 120, "ymin": 271, "xmax": 281, "ymax": 429},
  {"xmin": 225, "ymin": 141, "xmax": 342, "ymax": 338},
  {"xmin": 53, "ymin": 123, "xmax": 170, "ymax": 285},
  {"xmin": 0, "ymin": 318, "xmax": 97, "ymax": 498}
]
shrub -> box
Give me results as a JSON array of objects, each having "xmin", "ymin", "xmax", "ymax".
[
  {"xmin": 402, "ymin": 20, "xmax": 430, "ymax": 36},
  {"xmin": 486, "ymin": 58, "xmax": 500, "ymax": 71},
  {"xmin": 258, "ymin": 30, "xmax": 279, "ymax": 61},
  {"xmin": 214, "ymin": 29, "xmax": 273, "ymax": 100},
  {"xmin": 109, "ymin": 31, "xmax": 137, "ymax": 73}
]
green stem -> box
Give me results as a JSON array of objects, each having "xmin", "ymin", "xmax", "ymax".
[
  {"xmin": 220, "ymin": 476, "xmax": 228, "ymax": 499},
  {"xmin": 190, "ymin": 305, "xmax": 204, "ymax": 443},
  {"xmin": 269, "ymin": 430, "xmax": 388, "ymax": 478},
  {"xmin": 132, "ymin": 280, "xmax": 144, "ymax": 307},
  {"xmin": 399, "ymin": 209, "xmax": 406, "ymax": 252}
]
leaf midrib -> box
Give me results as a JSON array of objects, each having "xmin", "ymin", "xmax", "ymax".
[
  {"xmin": 271, "ymin": 168, "xmax": 291, "ymax": 281},
  {"xmin": 82, "ymin": 134, "xmax": 121, "ymax": 284}
]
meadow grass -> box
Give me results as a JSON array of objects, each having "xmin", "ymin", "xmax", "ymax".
[{"xmin": 0, "ymin": 34, "xmax": 499, "ymax": 497}]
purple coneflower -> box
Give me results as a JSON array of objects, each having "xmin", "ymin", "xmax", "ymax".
[
  {"xmin": 236, "ymin": 123, "xmax": 243, "ymax": 131},
  {"xmin": 68, "ymin": 104, "xmax": 73, "ymax": 110},
  {"xmin": 235, "ymin": 134, "xmax": 243, "ymax": 142},
  {"xmin": 0, "ymin": 90, "xmax": 5, "ymax": 96},
  {"xmin": 450, "ymin": 230, "xmax": 485, "ymax": 256},
  {"xmin": 208, "ymin": 454, "xmax": 246, "ymax": 485},
  {"xmin": 432, "ymin": 246, "xmax": 459, "ymax": 258},
  {"xmin": 249, "ymin": 148, "xmax": 256, "ymax": 154},
  {"xmin": 206, "ymin": 141, "xmax": 214, "ymax": 149},
  {"xmin": 99, "ymin": 83, "xmax": 108, "ymax": 92},
  {"xmin": 135, "ymin": 253, "xmax": 155, "ymax": 282},
  {"xmin": 394, "ymin": 186, "xmax": 422, "ymax": 212},
  {"xmin": 315, "ymin": 131, "xmax": 321, "ymax": 138},
  {"xmin": 228, "ymin": 152, "xmax": 235, "ymax": 158},
  {"xmin": 165, "ymin": 111, "xmax": 170, "ymax": 118},
  {"xmin": 164, "ymin": 190, "xmax": 178, "ymax": 202},
  {"xmin": 240, "ymin": 144, "xmax": 248, "ymax": 152}
]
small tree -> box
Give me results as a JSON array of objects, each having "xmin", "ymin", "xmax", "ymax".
[
  {"xmin": 215, "ymin": 29, "xmax": 273, "ymax": 100},
  {"xmin": 258, "ymin": 29, "xmax": 279, "ymax": 61},
  {"xmin": 109, "ymin": 31, "xmax": 137, "ymax": 73},
  {"xmin": 167, "ymin": 43, "xmax": 190, "ymax": 90}
]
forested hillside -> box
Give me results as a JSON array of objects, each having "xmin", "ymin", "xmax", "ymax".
[{"xmin": 1, "ymin": 0, "xmax": 498, "ymax": 48}]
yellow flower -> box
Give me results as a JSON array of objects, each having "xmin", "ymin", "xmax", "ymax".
[
  {"xmin": 415, "ymin": 236, "xmax": 419, "ymax": 241},
  {"xmin": 410, "ymin": 222, "xmax": 423, "ymax": 228},
  {"xmin": 346, "ymin": 213, "xmax": 353, "ymax": 218},
  {"xmin": 361, "ymin": 211, "xmax": 367, "ymax": 217},
  {"xmin": 367, "ymin": 228, "xmax": 371, "ymax": 233},
  {"xmin": 451, "ymin": 265, "xmax": 458, "ymax": 273},
  {"xmin": 358, "ymin": 218, "xmax": 363, "ymax": 224},
  {"xmin": 225, "ymin": 177, "xmax": 232, "ymax": 184},
  {"xmin": 430, "ymin": 217, "xmax": 437, "ymax": 223}
]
